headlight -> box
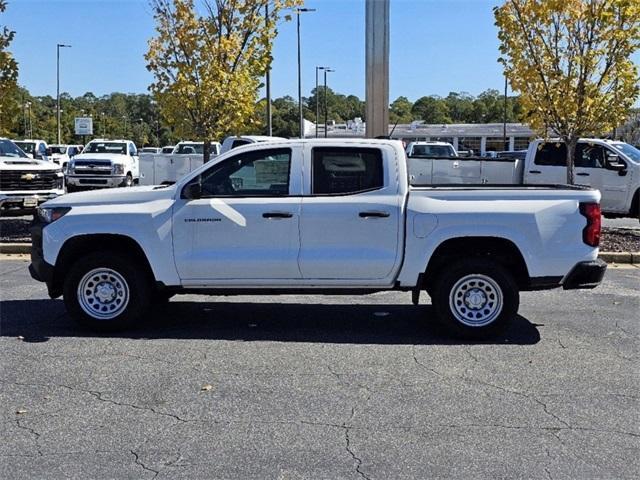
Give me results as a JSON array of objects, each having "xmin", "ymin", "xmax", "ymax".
[
  {"xmin": 68, "ymin": 160, "xmax": 75, "ymax": 174},
  {"xmin": 113, "ymin": 164, "xmax": 125, "ymax": 175},
  {"xmin": 56, "ymin": 170, "xmax": 64, "ymax": 189},
  {"xmin": 37, "ymin": 206, "xmax": 71, "ymax": 224}
]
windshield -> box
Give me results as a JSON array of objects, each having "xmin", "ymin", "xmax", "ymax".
[
  {"xmin": 84, "ymin": 142, "xmax": 127, "ymax": 155},
  {"xmin": 49, "ymin": 146, "xmax": 67, "ymax": 154},
  {"xmin": 0, "ymin": 139, "xmax": 29, "ymax": 158},
  {"xmin": 410, "ymin": 145, "xmax": 455, "ymax": 158},
  {"xmin": 612, "ymin": 142, "xmax": 640, "ymax": 163},
  {"xmin": 175, "ymin": 143, "xmax": 204, "ymax": 154},
  {"xmin": 13, "ymin": 141, "xmax": 35, "ymax": 154}
]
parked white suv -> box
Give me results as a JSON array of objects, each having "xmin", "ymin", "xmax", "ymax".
[
  {"xmin": 66, "ymin": 139, "xmax": 139, "ymax": 191},
  {"xmin": 0, "ymin": 138, "xmax": 64, "ymax": 216}
]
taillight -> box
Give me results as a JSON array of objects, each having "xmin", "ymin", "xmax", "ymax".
[{"xmin": 579, "ymin": 202, "xmax": 601, "ymax": 247}]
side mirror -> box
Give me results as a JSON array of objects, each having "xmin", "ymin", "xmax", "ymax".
[
  {"xmin": 605, "ymin": 154, "xmax": 626, "ymax": 172},
  {"xmin": 182, "ymin": 181, "xmax": 202, "ymax": 200}
]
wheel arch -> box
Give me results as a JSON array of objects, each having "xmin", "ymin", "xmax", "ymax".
[
  {"xmin": 52, "ymin": 234, "xmax": 156, "ymax": 296},
  {"xmin": 422, "ymin": 236, "xmax": 530, "ymax": 291}
]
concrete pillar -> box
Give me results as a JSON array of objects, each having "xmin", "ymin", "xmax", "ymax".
[
  {"xmin": 365, "ymin": 0, "xmax": 389, "ymax": 138},
  {"xmin": 509, "ymin": 137, "xmax": 515, "ymax": 151},
  {"xmin": 480, "ymin": 137, "xmax": 487, "ymax": 155}
]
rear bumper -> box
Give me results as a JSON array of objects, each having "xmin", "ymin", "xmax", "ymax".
[{"xmin": 562, "ymin": 259, "xmax": 607, "ymax": 290}]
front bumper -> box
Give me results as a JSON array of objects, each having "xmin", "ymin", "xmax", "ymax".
[
  {"xmin": 66, "ymin": 175, "xmax": 126, "ymax": 188},
  {"xmin": 562, "ymin": 259, "xmax": 607, "ymax": 290},
  {"xmin": 0, "ymin": 191, "xmax": 64, "ymax": 215},
  {"xmin": 29, "ymin": 219, "xmax": 59, "ymax": 297}
]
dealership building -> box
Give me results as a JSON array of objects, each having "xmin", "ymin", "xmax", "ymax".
[{"xmin": 312, "ymin": 121, "xmax": 536, "ymax": 155}]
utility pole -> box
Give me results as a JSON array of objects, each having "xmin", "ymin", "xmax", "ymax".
[
  {"xmin": 324, "ymin": 69, "xmax": 334, "ymax": 138},
  {"xmin": 295, "ymin": 8, "xmax": 315, "ymax": 139},
  {"xmin": 265, "ymin": 4, "xmax": 272, "ymax": 136},
  {"xmin": 365, "ymin": 0, "xmax": 389, "ymax": 138},
  {"xmin": 56, "ymin": 43, "xmax": 71, "ymax": 144},
  {"xmin": 503, "ymin": 74, "xmax": 508, "ymax": 150}
]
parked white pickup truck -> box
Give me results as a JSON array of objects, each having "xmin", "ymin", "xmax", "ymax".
[
  {"xmin": 30, "ymin": 139, "xmax": 606, "ymax": 338},
  {"xmin": 408, "ymin": 138, "xmax": 640, "ymax": 219},
  {"xmin": 0, "ymin": 138, "xmax": 64, "ymax": 216},
  {"xmin": 66, "ymin": 139, "xmax": 139, "ymax": 192}
]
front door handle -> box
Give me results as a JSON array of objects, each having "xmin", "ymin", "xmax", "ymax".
[
  {"xmin": 263, "ymin": 212, "xmax": 293, "ymax": 219},
  {"xmin": 577, "ymin": 172, "xmax": 590, "ymax": 176},
  {"xmin": 359, "ymin": 211, "xmax": 390, "ymax": 218},
  {"xmin": 529, "ymin": 170, "xmax": 541, "ymax": 174}
]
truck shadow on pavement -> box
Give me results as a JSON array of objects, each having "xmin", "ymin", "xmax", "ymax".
[{"xmin": 0, "ymin": 299, "xmax": 541, "ymax": 345}]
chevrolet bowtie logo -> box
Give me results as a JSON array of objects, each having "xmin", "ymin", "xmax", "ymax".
[{"xmin": 21, "ymin": 173, "xmax": 39, "ymax": 181}]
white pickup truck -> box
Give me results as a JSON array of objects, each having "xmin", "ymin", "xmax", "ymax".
[
  {"xmin": 408, "ymin": 138, "xmax": 640, "ymax": 219},
  {"xmin": 1, "ymin": 139, "xmax": 65, "ymax": 216},
  {"xmin": 30, "ymin": 139, "xmax": 606, "ymax": 338},
  {"xmin": 66, "ymin": 139, "xmax": 139, "ymax": 192}
]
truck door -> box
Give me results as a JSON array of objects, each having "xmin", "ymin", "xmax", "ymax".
[
  {"xmin": 576, "ymin": 144, "xmax": 629, "ymax": 213},
  {"xmin": 172, "ymin": 146, "xmax": 302, "ymax": 282},
  {"xmin": 298, "ymin": 145, "xmax": 403, "ymax": 283},
  {"xmin": 523, "ymin": 142, "xmax": 567, "ymax": 184}
]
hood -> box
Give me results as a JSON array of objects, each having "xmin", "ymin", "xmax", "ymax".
[
  {"xmin": 43, "ymin": 185, "xmax": 177, "ymax": 207},
  {"xmin": 73, "ymin": 152, "xmax": 128, "ymax": 162},
  {"xmin": 0, "ymin": 156, "xmax": 61, "ymax": 171}
]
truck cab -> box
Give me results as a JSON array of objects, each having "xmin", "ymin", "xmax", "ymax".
[
  {"xmin": 66, "ymin": 139, "xmax": 139, "ymax": 191},
  {"xmin": 13, "ymin": 139, "xmax": 49, "ymax": 162},
  {"xmin": 172, "ymin": 141, "xmax": 221, "ymax": 157},
  {"xmin": 524, "ymin": 139, "xmax": 640, "ymax": 218}
]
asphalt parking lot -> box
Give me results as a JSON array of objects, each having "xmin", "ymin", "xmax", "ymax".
[{"xmin": 0, "ymin": 256, "xmax": 638, "ymax": 479}]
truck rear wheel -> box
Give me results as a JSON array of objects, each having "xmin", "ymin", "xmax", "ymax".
[
  {"xmin": 63, "ymin": 252, "xmax": 151, "ymax": 331},
  {"xmin": 431, "ymin": 258, "xmax": 519, "ymax": 339}
]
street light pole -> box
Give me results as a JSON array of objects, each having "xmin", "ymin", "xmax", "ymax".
[
  {"xmin": 56, "ymin": 44, "xmax": 71, "ymax": 144},
  {"xmin": 295, "ymin": 8, "xmax": 315, "ymax": 139},
  {"xmin": 323, "ymin": 68, "xmax": 334, "ymax": 139},
  {"xmin": 315, "ymin": 66, "xmax": 326, "ymax": 138}
]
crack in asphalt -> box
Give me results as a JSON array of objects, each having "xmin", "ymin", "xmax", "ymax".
[
  {"xmin": 131, "ymin": 450, "xmax": 160, "ymax": 479},
  {"xmin": 1, "ymin": 380, "xmax": 190, "ymax": 424},
  {"xmin": 344, "ymin": 427, "xmax": 371, "ymax": 480},
  {"xmin": 15, "ymin": 419, "xmax": 43, "ymax": 457},
  {"xmin": 411, "ymin": 344, "xmax": 443, "ymax": 378}
]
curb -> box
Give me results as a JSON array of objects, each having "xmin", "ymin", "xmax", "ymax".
[{"xmin": 1, "ymin": 242, "xmax": 639, "ymax": 264}]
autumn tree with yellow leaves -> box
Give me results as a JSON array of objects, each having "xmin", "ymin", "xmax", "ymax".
[
  {"xmin": 494, "ymin": 0, "xmax": 640, "ymax": 184},
  {"xmin": 0, "ymin": 0, "xmax": 19, "ymax": 136},
  {"xmin": 146, "ymin": 0, "xmax": 301, "ymax": 161}
]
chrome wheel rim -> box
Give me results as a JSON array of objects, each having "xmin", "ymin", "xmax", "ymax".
[
  {"xmin": 449, "ymin": 274, "xmax": 503, "ymax": 327},
  {"xmin": 77, "ymin": 268, "xmax": 129, "ymax": 320}
]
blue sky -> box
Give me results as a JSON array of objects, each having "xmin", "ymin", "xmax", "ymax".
[{"xmin": 4, "ymin": 0, "xmax": 639, "ymax": 102}]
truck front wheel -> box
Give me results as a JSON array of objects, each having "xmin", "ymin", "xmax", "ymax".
[
  {"xmin": 431, "ymin": 258, "xmax": 519, "ymax": 339},
  {"xmin": 120, "ymin": 173, "xmax": 133, "ymax": 187},
  {"xmin": 63, "ymin": 252, "xmax": 151, "ymax": 331}
]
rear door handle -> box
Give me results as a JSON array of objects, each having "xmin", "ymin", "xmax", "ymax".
[
  {"xmin": 577, "ymin": 172, "xmax": 590, "ymax": 176},
  {"xmin": 262, "ymin": 212, "xmax": 293, "ymax": 219},
  {"xmin": 529, "ymin": 170, "xmax": 541, "ymax": 174},
  {"xmin": 359, "ymin": 211, "xmax": 390, "ymax": 218}
]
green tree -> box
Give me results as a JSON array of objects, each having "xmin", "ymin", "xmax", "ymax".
[
  {"xmin": 146, "ymin": 0, "xmax": 301, "ymax": 162},
  {"xmin": 0, "ymin": 0, "xmax": 19, "ymax": 136},
  {"xmin": 412, "ymin": 96, "xmax": 451, "ymax": 124},
  {"xmin": 390, "ymin": 96, "xmax": 413, "ymax": 123},
  {"xmin": 495, "ymin": 0, "xmax": 640, "ymax": 184}
]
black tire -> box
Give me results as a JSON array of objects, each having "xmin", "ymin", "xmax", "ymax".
[
  {"xmin": 431, "ymin": 258, "xmax": 519, "ymax": 339},
  {"xmin": 63, "ymin": 251, "xmax": 152, "ymax": 331},
  {"xmin": 120, "ymin": 173, "xmax": 133, "ymax": 187}
]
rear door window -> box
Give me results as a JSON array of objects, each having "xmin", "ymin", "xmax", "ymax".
[{"xmin": 311, "ymin": 147, "xmax": 384, "ymax": 195}]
